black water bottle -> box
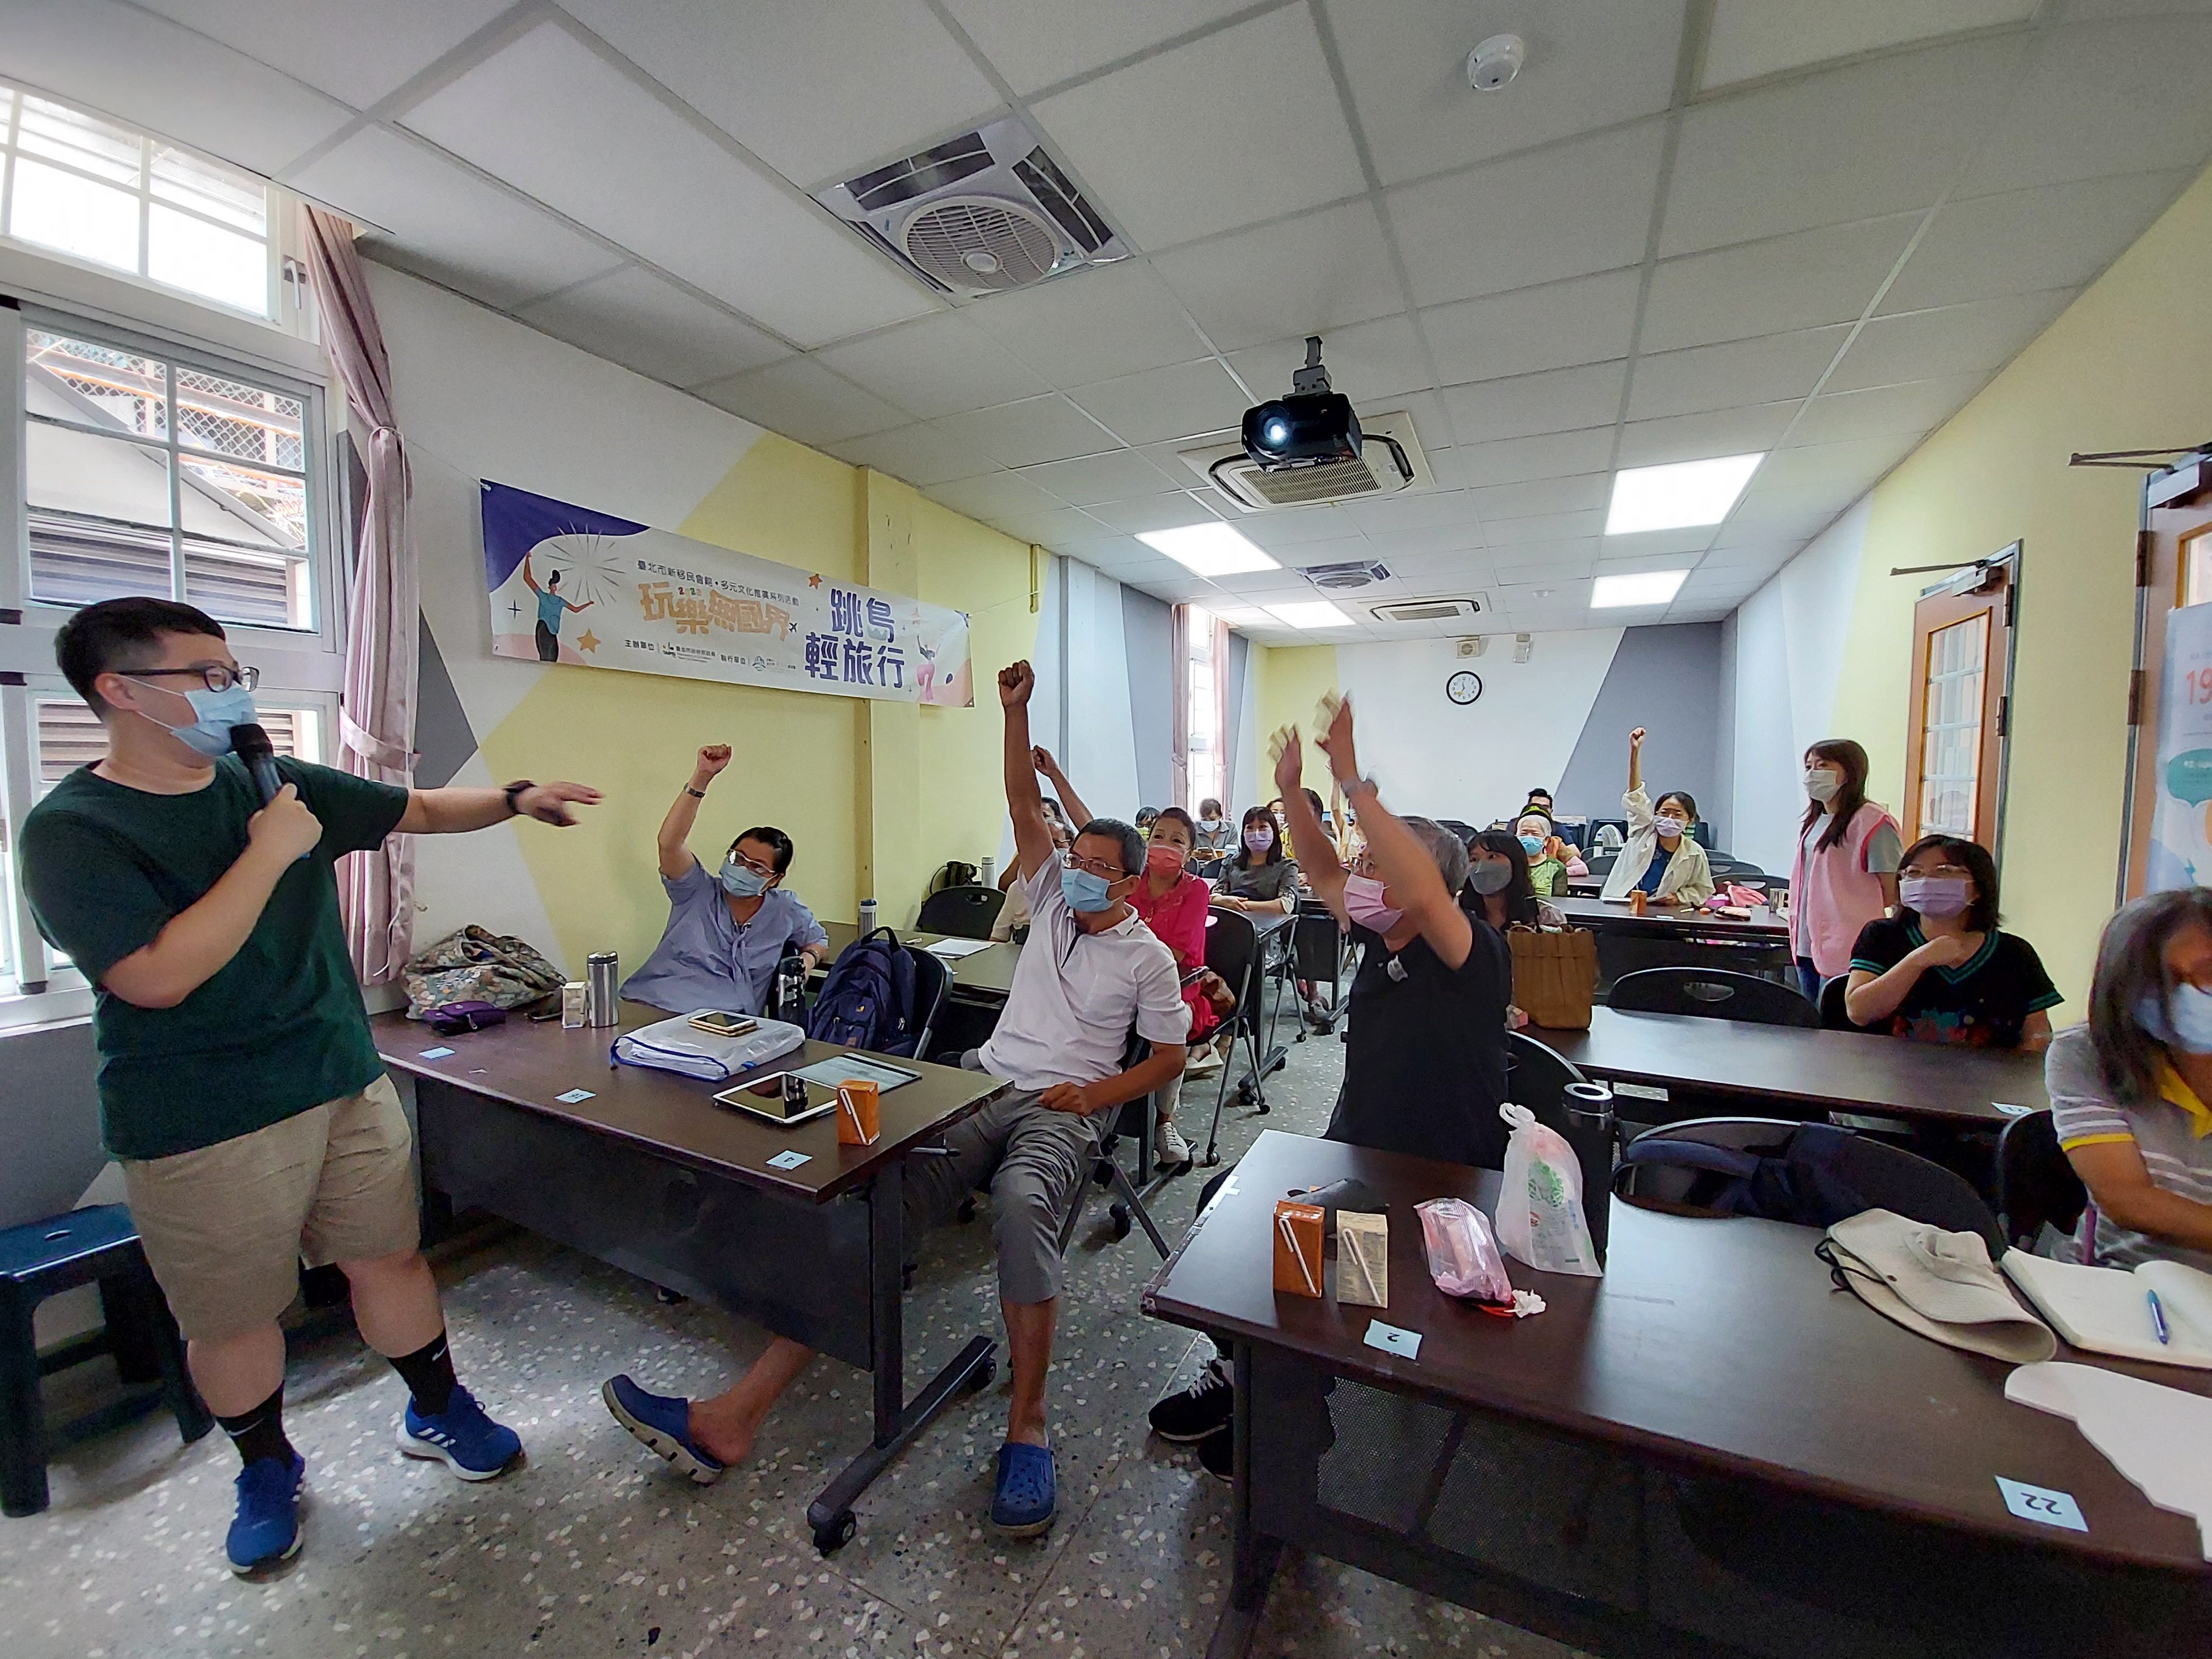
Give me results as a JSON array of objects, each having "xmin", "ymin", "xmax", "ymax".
[
  {"xmin": 774, "ymin": 952, "xmax": 806, "ymax": 1025},
  {"xmin": 1562, "ymin": 1081, "xmax": 1617, "ymax": 1266}
]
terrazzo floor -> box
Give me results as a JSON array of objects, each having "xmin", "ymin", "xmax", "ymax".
[{"xmin": 5, "ymin": 1000, "xmax": 1589, "ymax": 1659}]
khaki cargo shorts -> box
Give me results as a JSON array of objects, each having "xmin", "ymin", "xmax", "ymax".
[{"xmin": 121, "ymin": 1074, "xmax": 420, "ymax": 1342}]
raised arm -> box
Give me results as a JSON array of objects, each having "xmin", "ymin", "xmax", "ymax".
[
  {"xmin": 1318, "ymin": 697, "xmax": 1472, "ymax": 969},
  {"xmin": 1032, "ymin": 745, "xmax": 1094, "ymax": 831},
  {"xmin": 1626, "ymin": 726, "xmax": 1645, "ymax": 797},
  {"xmin": 653, "ymin": 745, "xmax": 728, "ymax": 881},
  {"xmin": 1274, "ymin": 728, "xmax": 1347, "ymax": 920},
  {"xmin": 521, "ymin": 551, "xmax": 541, "ymax": 596},
  {"xmin": 999, "ymin": 662, "xmax": 1056, "ymax": 881}
]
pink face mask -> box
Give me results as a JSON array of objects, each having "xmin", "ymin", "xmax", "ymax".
[
  {"xmin": 1145, "ymin": 842, "xmax": 1187, "ymax": 879},
  {"xmin": 1343, "ymin": 873, "xmax": 1405, "ymax": 934}
]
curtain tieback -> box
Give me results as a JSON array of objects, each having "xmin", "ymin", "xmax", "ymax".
[{"xmin": 341, "ymin": 711, "xmax": 414, "ymax": 774}]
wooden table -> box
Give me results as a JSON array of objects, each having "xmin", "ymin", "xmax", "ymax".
[
  {"xmin": 1554, "ymin": 894, "xmax": 1790, "ymax": 942},
  {"xmin": 374, "ymin": 1003, "xmax": 1008, "ymax": 1554},
  {"xmin": 1524, "ymin": 1006, "xmax": 2047, "ymax": 1128},
  {"xmin": 1145, "ymin": 1130, "xmax": 2212, "ymax": 1659}
]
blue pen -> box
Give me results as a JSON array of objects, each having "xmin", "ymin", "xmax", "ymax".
[{"xmin": 2148, "ymin": 1288, "xmax": 2172, "ymax": 1346}]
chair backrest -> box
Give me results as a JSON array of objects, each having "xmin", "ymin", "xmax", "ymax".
[
  {"xmin": 1505, "ymin": 1030, "xmax": 1589, "ymax": 1121},
  {"xmin": 905, "ymin": 946, "xmax": 951, "ymax": 1062},
  {"xmin": 1817, "ymin": 975, "xmax": 1862, "ymax": 1031},
  {"xmin": 1203, "ymin": 907, "xmax": 1260, "ymax": 1024},
  {"xmin": 1616, "ymin": 1116, "xmax": 2004, "ymax": 1252},
  {"xmin": 1996, "ymin": 1109, "xmax": 2088, "ymax": 1253},
  {"xmin": 1433, "ymin": 818, "xmax": 1481, "ymax": 847},
  {"xmin": 1608, "ymin": 967, "xmax": 1818, "ymax": 1028},
  {"xmin": 916, "ymin": 883, "xmax": 1006, "ymax": 940}
]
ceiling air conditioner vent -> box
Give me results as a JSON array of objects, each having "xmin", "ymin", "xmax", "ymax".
[
  {"xmin": 1177, "ymin": 409, "xmax": 1432, "ymax": 511},
  {"xmin": 815, "ymin": 118, "xmax": 1129, "ymax": 298},
  {"xmin": 1372, "ymin": 597, "xmax": 1485, "ymax": 624},
  {"xmin": 1300, "ymin": 560, "xmax": 1391, "ymax": 591}
]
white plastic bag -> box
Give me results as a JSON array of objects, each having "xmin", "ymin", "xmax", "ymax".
[
  {"xmin": 1494, "ymin": 1103, "xmax": 1602, "ymax": 1277},
  {"xmin": 612, "ymin": 1011, "xmax": 806, "ymax": 1081}
]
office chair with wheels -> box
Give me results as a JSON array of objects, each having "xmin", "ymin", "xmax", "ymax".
[
  {"xmin": 915, "ymin": 884, "xmax": 1005, "ymax": 940},
  {"xmin": 1055, "ymin": 1034, "xmax": 1173, "ymax": 1259},
  {"xmin": 1609, "ymin": 967, "xmax": 1818, "ymax": 1028},
  {"xmin": 1995, "ymin": 1109, "xmax": 2088, "ymax": 1254},
  {"xmin": 1505, "ymin": 1030, "xmax": 1590, "ymax": 1119},
  {"xmin": 902, "ymin": 946, "xmax": 951, "ymax": 1062}
]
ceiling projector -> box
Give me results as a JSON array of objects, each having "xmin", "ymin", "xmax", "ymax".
[{"xmin": 1241, "ymin": 337, "xmax": 1360, "ymax": 471}]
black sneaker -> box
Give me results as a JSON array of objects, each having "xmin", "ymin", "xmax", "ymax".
[
  {"xmin": 1196, "ymin": 1421, "xmax": 1233, "ymax": 1481},
  {"xmin": 1149, "ymin": 1357, "xmax": 1233, "ymax": 1443}
]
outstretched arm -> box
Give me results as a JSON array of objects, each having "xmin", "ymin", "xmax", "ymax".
[
  {"xmin": 999, "ymin": 662, "xmax": 1056, "ymax": 881},
  {"xmin": 658, "ymin": 745, "xmax": 729, "ymax": 880},
  {"xmin": 1318, "ymin": 698, "xmax": 1472, "ymax": 969},
  {"xmin": 1275, "ymin": 729, "xmax": 1347, "ymax": 920},
  {"xmin": 566, "ymin": 596, "xmax": 596, "ymax": 613},
  {"xmin": 1626, "ymin": 726, "xmax": 1645, "ymax": 796},
  {"xmin": 397, "ymin": 781, "xmax": 600, "ymax": 834},
  {"xmin": 1032, "ymin": 745, "xmax": 1094, "ymax": 831},
  {"xmin": 521, "ymin": 552, "xmax": 541, "ymax": 596}
]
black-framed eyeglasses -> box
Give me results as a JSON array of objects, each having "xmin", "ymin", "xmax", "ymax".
[{"xmin": 130, "ymin": 664, "xmax": 259, "ymax": 693}]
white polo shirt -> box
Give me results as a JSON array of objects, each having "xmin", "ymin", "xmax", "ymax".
[{"xmin": 978, "ymin": 859, "xmax": 1190, "ymax": 1092}]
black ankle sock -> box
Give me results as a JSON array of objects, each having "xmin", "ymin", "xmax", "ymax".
[
  {"xmin": 388, "ymin": 1331, "xmax": 457, "ymax": 1416},
  {"xmin": 216, "ymin": 1384, "xmax": 295, "ymax": 1469}
]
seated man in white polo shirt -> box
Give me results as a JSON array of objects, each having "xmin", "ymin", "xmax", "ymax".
[{"xmin": 601, "ymin": 659, "xmax": 1189, "ymax": 1537}]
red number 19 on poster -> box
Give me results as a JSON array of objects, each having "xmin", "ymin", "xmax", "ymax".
[{"xmin": 2189, "ymin": 665, "xmax": 2212, "ymax": 705}]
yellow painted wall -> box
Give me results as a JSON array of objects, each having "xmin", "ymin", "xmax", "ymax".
[
  {"xmin": 1254, "ymin": 643, "xmax": 1341, "ymax": 802},
  {"xmin": 1825, "ymin": 163, "xmax": 2212, "ymax": 1009}
]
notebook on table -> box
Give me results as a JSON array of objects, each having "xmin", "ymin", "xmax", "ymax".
[{"xmin": 2001, "ymin": 1250, "xmax": 2212, "ymax": 1369}]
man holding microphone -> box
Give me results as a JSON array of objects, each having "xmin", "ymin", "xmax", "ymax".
[{"xmin": 17, "ymin": 597, "xmax": 600, "ymax": 1574}]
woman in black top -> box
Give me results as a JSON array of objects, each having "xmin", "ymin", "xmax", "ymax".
[
  {"xmin": 1275, "ymin": 700, "xmax": 1511, "ymax": 1168},
  {"xmin": 1214, "ymin": 805, "xmax": 1299, "ymax": 915}
]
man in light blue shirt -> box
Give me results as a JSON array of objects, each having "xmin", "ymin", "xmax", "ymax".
[{"xmin": 619, "ymin": 744, "xmax": 827, "ymax": 1015}]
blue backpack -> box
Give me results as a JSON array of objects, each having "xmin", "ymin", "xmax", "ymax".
[{"xmin": 806, "ymin": 927, "xmax": 924, "ymax": 1056}]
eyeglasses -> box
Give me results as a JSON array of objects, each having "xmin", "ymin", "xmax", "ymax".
[
  {"xmin": 726, "ymin": 851, "xmax": 778, "ymax": 878},
  {"xmin": 1906, "ymin": 864, "xmax": 1973, "ymax": 880},
  {"xmin": 1063, "ymin": 852, "xmax": 1128, "ymax": 880},
  {"xmin": 130, "ymin": 663, "xmax": 259, "ymax": 693}
]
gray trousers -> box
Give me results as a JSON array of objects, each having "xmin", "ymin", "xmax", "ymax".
[{"xmin": 903, "ymin": 1088, "xmax": 1100, "ymax": 1306}]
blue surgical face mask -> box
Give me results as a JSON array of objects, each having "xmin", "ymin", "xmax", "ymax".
[
  {"xmin": 719, "ymin": 859, "xmax": 771, "ymax": 899},
  {"xmin": 2139, "ymin": 984, "xmax": 2212, "ymax": 1055},
  {"xmin": 1518, "ymin": 834, "xmax": 1544, "ymax": 856},
  {"xmin": 1061, "ymin": 865, "xmax": 1117, "ymax": 913},
  {"xmin": 131, "ymin": 679, "xmax": 257, "ymax": 759}
]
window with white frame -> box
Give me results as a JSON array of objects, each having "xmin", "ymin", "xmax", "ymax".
[
  {"xmin": 1184, "ymin": 604, "xmax": 1223, "ymax": 812},
  {"xmin": 0, "ymin": 82, "xmax": 274, "ymax": 317}
]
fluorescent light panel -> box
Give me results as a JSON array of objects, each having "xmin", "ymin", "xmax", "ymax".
[
  {"xmin": 1264, "ymin": 600, "xmax": 1352, "ymax": 629},
  {"xmin": 1590, "ymin": 570, "xmax": 1689, "ymax": 608},
  {"xmin": 1136, "ymin": 521, "xmax": 1279, "ymax": 576},
  {"xmin": 1605, "ymin": 453, "xmax": 1764, "ymax": 535}
]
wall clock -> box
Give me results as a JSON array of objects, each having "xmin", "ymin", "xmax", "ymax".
[{"xmin": 1446, "ymin": 670, "xmax": 1483, "ymax": 706}]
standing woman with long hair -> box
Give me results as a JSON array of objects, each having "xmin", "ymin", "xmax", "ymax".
[{"xmin": 1791, "ymin": 739, "xmax": 1902, "ymax": 1003}]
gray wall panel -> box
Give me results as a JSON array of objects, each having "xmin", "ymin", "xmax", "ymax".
[
  {"xmin": 1121, "ymin": 585, "xmax": 1175, "ymax": 810},
  {"xmin": 0, "ymin": 1020, "xmax": 103, "ymax": 1229},
  {"xmin": 1554, "ymin": 623, "xmax": 1728, "ymax": 849}
]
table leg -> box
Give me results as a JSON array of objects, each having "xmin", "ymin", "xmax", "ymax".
[
  {"xmin": 1207, "ymin": 1342, "xmax": 1286, "ymax": 1659},
  {"xmin": 412, "ymin": 1078, "xmax": 458, "ymax": 1246}
]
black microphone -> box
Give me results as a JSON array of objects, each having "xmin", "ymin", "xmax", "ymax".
[{"xmin": 231, "ymin": 722, "xmax": 283, "ymax": 807}]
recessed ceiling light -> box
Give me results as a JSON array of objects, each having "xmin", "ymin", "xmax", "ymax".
[
  {"xmin": 1591, "ymin": 571, "xmax": 1688, "ymax": 608},
  {"xmin": 1604, "ymin": 454, "xmax": 1763, "ymax": 536},
  {"xmin": 1136, "ymin": 521, "xmax": 1279, "ymax": 576},
  {"xmin": 1263, "ymin": 600, "xmax": 1352, "ymax": 630}
]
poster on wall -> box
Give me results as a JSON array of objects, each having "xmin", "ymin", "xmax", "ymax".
[
  {"xmin": 479, "ymin": 480, "xmax": 973, "ymax": 707},
  {"xmin": 2147, "ymin": 600, "xmax": 2212, "ymax": 890}
]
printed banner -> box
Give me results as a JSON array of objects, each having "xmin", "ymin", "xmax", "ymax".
[
  {"xmin": 480, "ymin": 481, "xmax": 973, "ymax": 707},
  {"xmin": 2148, "ymin": 599, "xmax": 2212, "ymax": 890}
]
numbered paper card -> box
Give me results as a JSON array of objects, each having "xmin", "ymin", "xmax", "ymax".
[{"xmin": 1996, "ymin": 1477, "xmax": 2087, "ymax": 1533}]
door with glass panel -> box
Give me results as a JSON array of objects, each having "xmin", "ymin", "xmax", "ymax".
[
  {"xmin": 2122, "ymin": 457, "xmax": 2212, "ymax": 898},
  {"xmin": 1903, "ymin": 552, "xmax": 2018, "ymax": 858}
]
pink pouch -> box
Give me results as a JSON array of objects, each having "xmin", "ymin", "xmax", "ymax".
[{"xmin": 1415, "ymin": 1198, "xmax": 1515, "ymax": 1305}]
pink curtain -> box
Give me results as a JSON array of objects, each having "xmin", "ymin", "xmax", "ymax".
[
  {"xmin": 1212, "ymin": 613, "xmax": 1231, "ymax": 806},
  {"xmin": 304, "ymin": 207, "xmax": 417, "ymax": 983}
]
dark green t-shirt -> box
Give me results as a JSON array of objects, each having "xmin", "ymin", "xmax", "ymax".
[{"xmin": 19, "ymin": 756, "xmax": 410, "ymax": 1160}]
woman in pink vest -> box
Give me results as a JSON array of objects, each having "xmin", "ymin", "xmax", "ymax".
[{"xmin": 1790, "ymin": 739, "xmax": 1902, "ymax": 1002}]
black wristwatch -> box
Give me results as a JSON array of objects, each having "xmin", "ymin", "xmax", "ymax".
[
  {"xmin": 685, "ymin": 785, "xmax": 707, "ymax": 800},
  {"xmin": 503, "ymin": 779, "xmax": 534, "ymax": 818}
]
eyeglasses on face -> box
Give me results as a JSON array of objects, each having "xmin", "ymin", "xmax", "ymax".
[
  {"xmin": 131, "ymin": 663, "xmax": 259, "ymax": 693},
  {"xmin": 1063, "ymin": 852, "xmax": 1129, "ymax": 880},
  {"xmin": 726, "ymin": 850, "xmax": 779, "ymax": 878}
]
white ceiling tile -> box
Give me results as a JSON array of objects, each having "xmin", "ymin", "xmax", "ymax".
[
  {"xmin": 1826, "ymin": 288, "xmax": 2076, "ymax": 393},
  {"xmin": 1785, "ymin": 375, "xmax": 1986, "ymax": 447},
  {"xmin": 829, "ymin": 423, "xmax": 994, "ymax": 487},
  {"xmin": 1484, "ymin": 509, "xmax": 1606, "ymax": 547},
  {"xmin": 1878, "ymin": 171, "xmax": 2191, "ymax": 312},
  {"xmin": 1701, "ymin": 0, "xmax": 2036, "ymax": 89},
  {"xmin": 1469, "ymin": 473, "xmax": 1611, "ymax": 523},
  {"xmin": 1228, "ymin": 315, "xmax": 1434, "ymax": 408},
  {"xmin": 1615, "ymin": 403, "xmax": 1796, "ymax": 467},
  {"xmin": 1391, "ymin": 122, "xmax": 1667, "ymax": 305},
  {"xmin": 1018, "ymin": 448, "xmax": 1178, "ymax": 507},
  {"xmin": 1960, "ymin": 17, "xmax": 2212, "ymax": 197},
  {"xmin": 962, "ymin": 260, "xmax": 1207, "ymax": 385},
  {"xmin": 137, "ymin": 0, "xmax": 515, "ymax": 108},
  {"xmin": 989, "ymin": 505, "xmax": 1109, "ymax": 548},
  {"xmin": 1700, "ymin": 541, "xmax": 1799, "ymax": 568},
  {"xmin": 1429, "ymin": 427, "xmax": 1617, "ymax": 488},
  {"xmin": 1061, "ymin": 534, "xmax": 1151, "ymax": 568},
  {"xmin": 1443, "ymin": 361, "xmax": 1627, "ymax": 443},
  {"xmin": 931, "ymin": 393, "xmax": 1120, "ymax": 467},
  {"xmin": 1494, "ymin": 541, "xmax": 1600, "ymax": 577},
  {"xmin": 1343, "ymin": 489, "xmax": 1484, "ymax": 535},
  {"xmin": 941, "ymin": 0, "xmax": 1258, "ymax": 97},
  {"xmin": 6, "ymin": 0, "xmax": 352, "ymax": 176},
  {"xmin": 1150, "ymin": 200, "xmax": 1405, "ymax": 352},
  {"xmin": 1356, "ymin": 522, "xmax": 1487, "ymax": 559},
  {"xmin": 1328, "ymin": 0, "xmax": 1684, "ymax": 185},
  {"xmin": 1661, "ymin": 36, "xmax": 2027, "ymax": 256},
  {"xmin": 690, "ymin": 357, "xmax": 908, "ymax": 445},
  {"xmin": 399, "ymin": 22, "xmax": 934, "ymax": 346},
  {"xmin": 1422, "ymin": 268, "xmax": 1642, "ymax": 385},
  {"xmin": 1640, "ymin": 215, "xmax": 1919, "ymax": 354},
  {"xmin": 1381, "ymin": 547, "xmax": 1498, "ymax": 584},
  {"xmin": 1234, "ymin": 506, "xmax": 1367, "ymax": 547},
  {"xmin": 924, "ymin": 471, "xmax": 1065, "ymax": 525},
  {"xmin": 1597, "ymin": 527, "xmax": 1715, "ymax": 561},
  {"xmin": 1031, "ymin": 8, "xmax": 1366, "ymax": 249},
  {"xmin": 1749, "ymin": 433, "xmax": 1917, "ymax": 494},
  {"xmin": 290, "ymin": 127, "xmax": 620, "ymax": 310},
  {"xmin": 1216, "ymin": 565, "xmax": 1345, "ymax": 595},
  {"xmin": 1626, "ymin": 327, "xmax": 1851, "ymax": 421},
  {"xmin": 559, "ymin": 0, "xmax": 999, "ymax": 188},
  {"xmin": 1715, "ymin": 503, "xmax": 1843, "ymax": 546},
  {"xmin": 815, "ymin": 313, "xmax": 1048, "ymax": 420},
  {"xmin": 1086, "ymin": 491, "xmax": 1228, "ymax": 534},
  {"xmin": 1065, "ymin": 358, "xmax": 1250, "ymax": 446},
  {"xmin": 515, "ymin": 267, "xmax": 789, "ymax": 386},
  {"xmin": 2059, "ymin": 0, "xmax": 2212, "ymax": 17}
]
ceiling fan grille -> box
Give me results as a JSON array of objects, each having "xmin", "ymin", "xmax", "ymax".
[{"xmin": 899, "ymin": 197, "xmax": 1062, "ymax": 292}]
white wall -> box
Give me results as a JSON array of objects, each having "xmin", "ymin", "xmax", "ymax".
[{"xmin": 1726, "ymin": 496, "xmax": 1871, "ymax": 873}]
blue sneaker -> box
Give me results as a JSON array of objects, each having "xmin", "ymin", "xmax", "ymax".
[
  {"xmin": 990, "ymin": 1441, "xmax": 1055, "ymax": 1537},
  {"xmin": 227, "ymin": 1453, "xmax": 305, "ymax": 1575},
  {"xmin": 601, "ymin": 1374, "xmax": 724, "ymax": 1485},
  {"xmin": 398, "ymin": 1385, "xmax": 521, "ymax": 1480}
]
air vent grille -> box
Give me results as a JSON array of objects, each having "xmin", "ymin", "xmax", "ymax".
[
  {"xmin": 901, "ymin": 198, "xmax": 1062, "ymax": 291},
  {"xmin": 1372, "ymin": 597, "xmax": 1485, "ymax": 624},
  {"xmin": 1301, "ymin": 559, "xmax": 1392, "ymax": 591}
]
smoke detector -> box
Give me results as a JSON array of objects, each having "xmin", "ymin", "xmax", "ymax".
[
  {"xmin": 1468, "ymin": 34, "xmax": 1526, "ymax": 91},
  {"xmin": 1178, "ymin": 409, "xmax": 1433, "ymax": 511},
  {"xmin": 814, "ymin": 118, "xmax": 1128, "ymax": 298}
]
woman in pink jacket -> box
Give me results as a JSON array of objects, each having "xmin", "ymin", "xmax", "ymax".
[{"xmin": 1790, "ymin": 739, "xmax": 1902, "ymax": 1003}]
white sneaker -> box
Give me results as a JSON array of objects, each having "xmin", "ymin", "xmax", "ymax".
[
  {"xmin": 1184, "ymin": 1045, "xmax": 1224, "ymax": 1077},
  {"xmin": 1155, "ymin": 1119, "xmax": 1193, "ymax": 1173}
]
